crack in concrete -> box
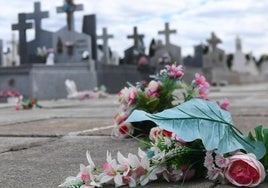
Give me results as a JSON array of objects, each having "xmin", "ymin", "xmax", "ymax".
[{"xmin": 0, "ymin": 137, "xmax": 59, "ymax": 155}]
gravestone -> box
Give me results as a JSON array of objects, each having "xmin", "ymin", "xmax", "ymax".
[
  {"xmin": 202, "ymin": 32, "xmax": 229, "ymax": 84},
  {"xmin": 82, "ymin": 15, "xmax": 97, "ymax": 61},
  {"xmin": 7, "ymin": 33, "xmax": 20, "ymax": 66},
  {"xmin": 26, "ymin": 2, "xmax": 54, "ymax": 63},
  {"xmin": 11, "ymin": 13, "xmax": 33, "ymax": 64},
  {"xmin": 97, "ymin": 27, "xmax": 114, "ymax": 64},
  {"xmin": 54, "ymin": 1, "xmax": 92, "ymax": 63},
  {"xmin": 232, "ymin": 37, "xmax": 259, "ymax": 76},
  {"xmin": 124, "ymin": 26, "xmax": 145, "ymax": 64},
  {"xmin": 183, "ymin": 44, "xmax": 207, "ymax": 68},
  {"xmin": 151, "ymin": 22, "xmax": 182, "ymax": 67}
]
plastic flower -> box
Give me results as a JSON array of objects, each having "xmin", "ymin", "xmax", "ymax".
[
  {"xmin": 113, "ymin": 123, "xmax": 134, "ymax": 139},
  {"xmin": 118, "ymin": 87, "xmax": 138, "ymax": 105},
  {"xmin": 165, "ymin": 64, "xmax": 184, "ymax": 79},
  {"xmin": 114, "ymin": 111, "xmax": 129, "ymax": 125},
  {"xmin": 193, "ymin": 73, "xmax": 210, "ymax": 89},
  {"xmin": 145, "ymin": 80, "xmax": 162, "ymax": 98},
  {"xmin": 225, "ymin": 152, "xmax": 266, "ymax": 187},
  {"xmin": 127, "ymin": 151, "xmax": 157, "ymax": 186},
  {"xmin": 100, "ymin": 151, "xmax": 124, "ymax": 186},
  {"xmin": 216, "ymin": 99, "xmax": 230, "ymax": 111}
]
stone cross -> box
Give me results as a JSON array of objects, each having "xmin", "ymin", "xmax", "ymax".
[
  {"xmin": 56, "ymin": 0, "xmax": 84, "ymax": 31},
  {"xmin": 207, "ymin": 32, "xmax": 222, "ymax": 52},
  {"xmin": 26, "ymin": 2, "xmax": 49, "ymax": 38},
  {"xmin": 12, "ymin": 13, "xmax": 33, "ymax": 64},
  {"xmin": 158, "ymin": 22, "xmax": 177, "ymax": 46},
  {"xmin": 97, "ymin": 28, "xmax": 114, "ymax": 64},
  {"xmin": 7, "ymin": 33, "xmax": 17, "ymax": 65},
  {"xmin": 127, "ymin": 26, "xmax": 144, "ymax": 48}
]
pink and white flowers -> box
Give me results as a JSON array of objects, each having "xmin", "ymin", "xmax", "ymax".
[
  {"xmin": 204, "ymin": 151, "xmax": 266, "ymax": 187},
  {"xmin": 118, "ymin": 87, "xmax": 138, "ymax": 106},
  {"xmin": 225, "ymin": 152, "xmax": 265, "ymax": 187},
  {"xmin": 165, "ymin": 64, "xmax": 184, "ymax": 79},
  {"xmin": 145, "ymin": 80, "xmax": 162, "ymax": 98}
]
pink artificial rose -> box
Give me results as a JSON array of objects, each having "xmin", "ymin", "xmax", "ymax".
[
  {"xmin": 165, "ymin": 65, "xmax": 184, "ymax": 79},
  {"xmin": 225, "ymin": 153, "xmax": 266, "ymax": 187},
  {"xmin": 113, "ymin": 111, "xmax": 129, "ymax": 125},
  {"xmin": 118, "ymin": 87, "xmax": 138, "ymax": 105},
  {"xmin": 114, "ymin": 123, "xmax": 134, "ymax": 138},
  {"xmin": 145, "ymin": 80, "xmax": 162, "ymax": 97}
]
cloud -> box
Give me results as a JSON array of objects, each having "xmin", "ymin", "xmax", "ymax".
[{"xmin": 1, "ymin": 0, "xmax": 268, "ymax": 59}]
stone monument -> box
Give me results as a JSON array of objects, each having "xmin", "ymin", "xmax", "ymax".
[
  {"xmin": 11, "ymin": 13, "xmax": 33, "ymax": 64},
  {"xmin": 26, "ymin": 2, "xmax": 54, "ymax": 63},
  {"xmin": 124, "ymin": 26, "xmax": 145, "ymax": 64},
  {"xmin": 232, "ymin": 37, "xmax": 259, "ymax": 76},
  {"xmin": 151, "ymin": 22, "xmax": 182, "ymax": 67},
  {"xmin": 97, "ymin": 27, "xmax": 114, "ymax": 65},
  {"xmin": 202, "ymin": 32, "xmax": 229, "ymax": 84},
  {"xmin": 55, "ymin": 0, "xmax": 92, "ymax": 63}
]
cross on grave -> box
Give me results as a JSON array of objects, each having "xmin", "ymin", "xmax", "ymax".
[
  {"xmin": 97, "ymin": 28, "xmax": 114, "ymax": 65},
  {"xmin": 127, "ymin": 26, "xmax": 144, "ymax": 48},
  {"xmin": 158, "ymin": 22, "xmax": 177, "ymax": 47},
  {"xmin": 12, "ymin": 13, "xmax": 33, "ymax": 64},
  {"xmin": 56, "ymin": 0, "xmax": 84, "ymax": 31},
  {"xmin": 7, "ymin": 33, "xmax": 18, "ymax": 65},
  {"xmin": 26, "ymin": 2, "xmax": 49, "ymax": 38},
  {"xmin": 207, "ymin": 32, "xmax": 222, "ymax": 52}
]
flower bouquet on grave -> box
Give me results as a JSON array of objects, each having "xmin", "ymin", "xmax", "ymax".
[
  {"xmin": 15, "ymin": 98, "xmax": 42, "ymax": 110},
  {"xmin": 59, "ymin": 64, "xmax": 268, "ymax": 187},
  {"xmin": 37, "ymin": 46, "xmax": 48, "ymax": 63},
  {"xmin": 0, "ymin": 89, "xmax": 21, "ymax": 104},
  {"xmin": 112, "ymin": 64, "xmax": 211, "ymax": 138},
  {"xmin": 59, "ymin": 98, "xmax": 268, "ymax": 187}
]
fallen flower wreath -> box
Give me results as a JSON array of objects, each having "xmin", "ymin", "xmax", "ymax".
[{"xmin": 59, "ymin": 65, "xmax": 268, "ymax": 187}]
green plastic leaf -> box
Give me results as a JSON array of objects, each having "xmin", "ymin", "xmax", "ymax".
[{"xmin": 126, "ymin": 98, "xmax": 266, "ymax": 159}]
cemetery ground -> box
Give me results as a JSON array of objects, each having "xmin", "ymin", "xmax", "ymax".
[{"xmin": 0, "ymin": 83, "xmax": 268, "ymax": 188}]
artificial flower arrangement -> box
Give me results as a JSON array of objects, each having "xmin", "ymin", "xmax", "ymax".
[
  {"xmin": 59, "ymin": 64, "xmax": 268, "ymax": 187},
  {"xmin": 113, "ymin": 64, "xmax": 211, "ymax": 138},
  {"xmin": 15, "ymin": 98, "xmax": 42, "ymax": 110}
]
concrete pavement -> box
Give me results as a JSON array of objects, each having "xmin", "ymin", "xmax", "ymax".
[{"xmin": 0, "ymin": 83, "xmax": 268, "ymax": 187}]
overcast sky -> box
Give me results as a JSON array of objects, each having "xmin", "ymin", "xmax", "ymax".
[{"xmin": 1, "ymin": 0, "xmax": 267, "ymax": 58}]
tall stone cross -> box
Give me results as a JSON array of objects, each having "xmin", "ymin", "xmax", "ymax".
[
  {"xmin": 56, "ymin": 0, "xmax": 84, "ymax": 31},
  {"xmin": 158, "ymin": 22, "xmax": 177, "ymax": 47},
  {"xmin": 207, "ymin": 32, "xmax": 222, "ymax": 52},
  {"xmin": 127, "ymin": 26, "xmax": 144, "ymax": 48},
  {"xmin": 97, "ymin": 28, "xmax": 114, "ymax": 64},
  {"xmin": 26, "ymin": 2, "xmax": 49, "ymax": 38},
  {"xmin": 8, "ymin": 33, "xmax": 18, "ymax": 65},
  {"xmin": 12, "ymin": 13, "xmax": 33, "ymax": 64}
]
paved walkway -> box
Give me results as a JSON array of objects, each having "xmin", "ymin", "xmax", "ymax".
[{"xmin": 0, "ymin": 83, "xmax": 268, "ymax": 187}]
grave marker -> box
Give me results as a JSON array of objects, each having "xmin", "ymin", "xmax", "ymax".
[
  {"xmin": 127, "ymin": 26, "xmax": 144, "ymax": 49},
  {"xmin": 26, "ymin": 2, "xmax": 49, "ymax": 38},
  {"xmin": 158, "ymin": 22, "xmax": 177, "ymax": 47},
  {"xmin": 12, "ymin": 13, "xmax": 33, "ymax": 64},
  {"xmin": 56, "ymin": 0, "xmax": 84, "ymax": 31},
  {"xmin": 97, "ymin": 28, "xmax": 114, "ymax": 64}
]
